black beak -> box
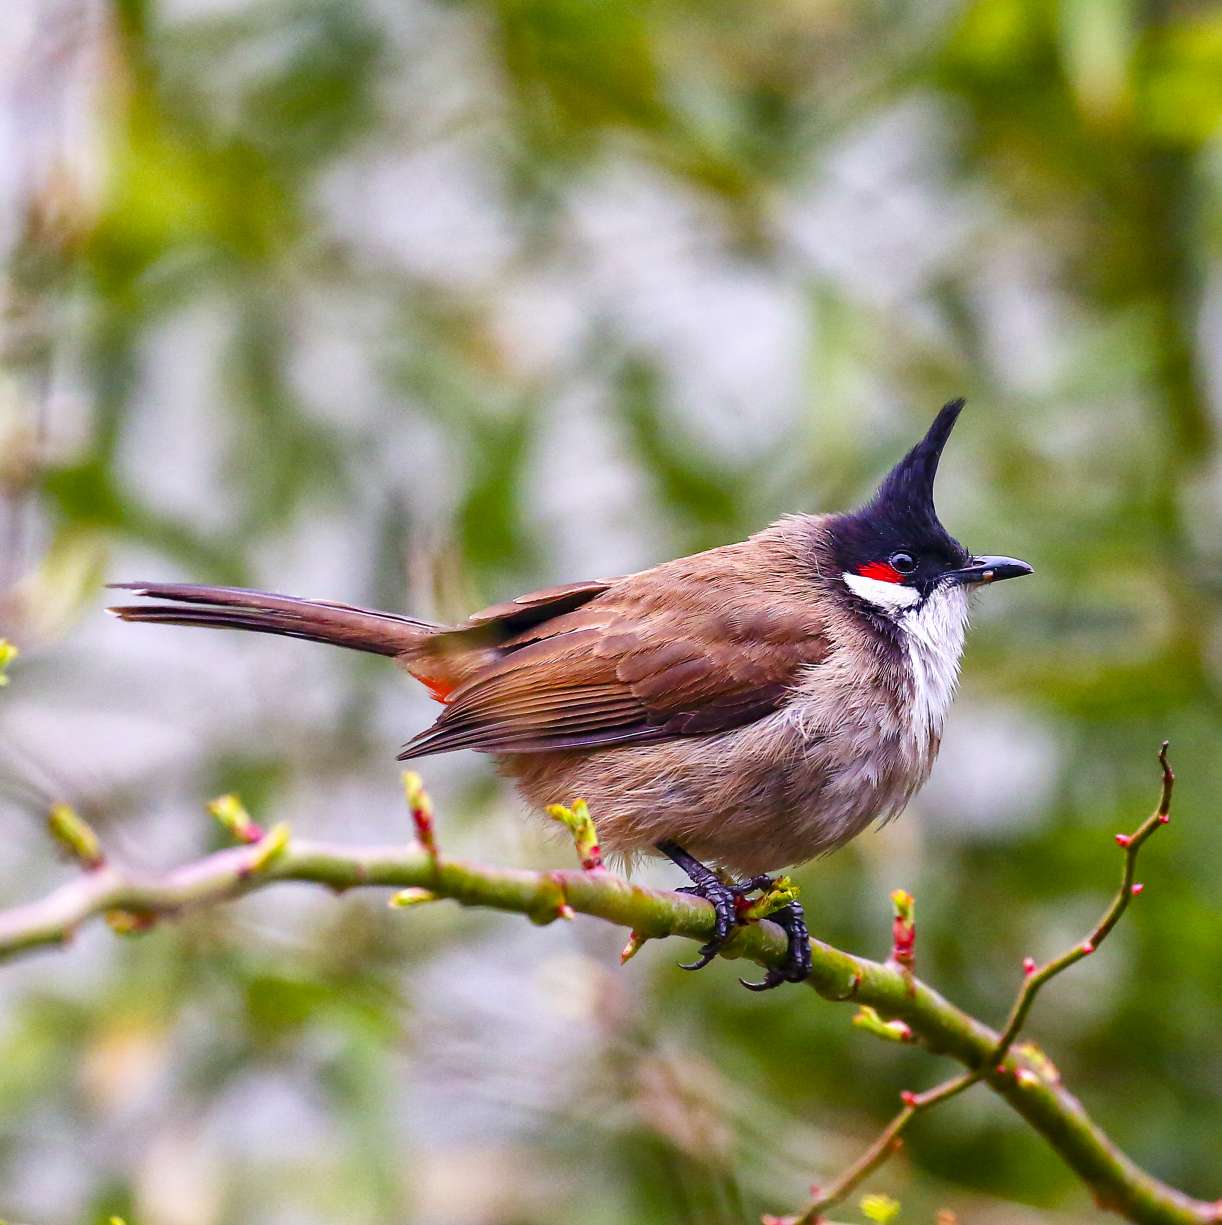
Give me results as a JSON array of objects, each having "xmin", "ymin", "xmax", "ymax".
[{"xmin": 945, "ymin": 555, "xmax": 1033, "ymax": 586}]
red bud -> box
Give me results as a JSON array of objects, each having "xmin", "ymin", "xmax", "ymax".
[
  {"xmin": 1158, "ymin": 813, "xmax": 1170, "ymax": 825},
  {"xmin": 1131, "ymin": 882, "xmax": 1144, "ymax": 896},
  {"xmin": 1080, "ymin": 940, "xmax": 1095, "ymax": 955},
  {"xmin": 1022, "ymin": 957, "xmax": 1037, "ymax": 976},
  {"xmin": 1114, "ymin": 833, "xmax": 1131, "ymax": 848},
  {"xmin": 900, "ymin": 1090, "xmax": 918, "ymax": 1107}
]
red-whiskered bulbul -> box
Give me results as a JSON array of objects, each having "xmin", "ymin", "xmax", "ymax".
[{"xmin": 110, "ymin": 400, "xmax": 1031, "ymax": 988}]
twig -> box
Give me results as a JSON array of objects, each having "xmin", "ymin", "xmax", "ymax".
[
  {"xmin": 991, "ymin": 741, "xmax": 1174, "ymax": 1067},
  {"xmin": 768, "ymin": 1073, "xmax": 978, "ymax": 1225},
  {"xmin": 0, "ymin": 752, "xmax": 1214, "ymax": 1225}
]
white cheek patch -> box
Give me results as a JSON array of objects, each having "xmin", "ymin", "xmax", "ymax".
[{"xmin": 842, "ymin": 571, "xmax": 921, "ymax": 613}]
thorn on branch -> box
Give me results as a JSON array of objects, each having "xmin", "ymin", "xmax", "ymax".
[
  {"xmin": 620, "ymin": 929, "xmax": 650, "ymax": 964},
  {"xmin": 47, "ymin": 803, "xmax": 104, "ymax": 870},
  {"xmin": 545, "ymin": 799, "xmax": 602, "ymax": 870},
  {"xmin": 402, "ymin": 771, "xmax": 439, "ymax": 861},
  {"xmin": 207, "ymin": 793, "xmax": 264, "ymax": 844}
]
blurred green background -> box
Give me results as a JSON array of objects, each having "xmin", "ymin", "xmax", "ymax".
[{"xmin": 1, "ymin": 1, "xmax": 1220, "ymax": 1222}]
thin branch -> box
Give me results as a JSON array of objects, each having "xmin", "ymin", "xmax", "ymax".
[
  {"xmin": 769, "ymin": 1072, "xmax": 979, "ymax": 1225},
  {"xmin": 0, "ymin": 754, "xmax": 1215, "ymax": 1225},
  {"xmin": 991, "ymin": 741, "xmax": 1175, "ymax": 1066}
]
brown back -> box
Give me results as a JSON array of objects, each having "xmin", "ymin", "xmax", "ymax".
[{"xmin": 399, "ymin": 521, "xmax": 832, "ymax": 759}]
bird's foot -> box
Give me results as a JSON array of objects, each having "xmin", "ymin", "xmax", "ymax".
[
  {"xmin": 738, "ymin": 898, "xmax": 812, "ymax": 992},
  {"xmin": 658, "ymin": 841, "xmax": 810, "ymax": 990},
  {"xmin": 672, "ymin": 873, "xmax": 771, "ymax": 972}
]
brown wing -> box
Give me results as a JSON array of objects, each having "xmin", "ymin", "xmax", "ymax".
[
  {"xmin": 397, "ymin": 587, "xmax": 830, "ymax": 759},
  {"xmin": 400, "ymin": 578, "xmax": 620, "ymax": 699},
  {"xmin": 463, "ymin": 579, "xmax": 617, "ymax": 635}
]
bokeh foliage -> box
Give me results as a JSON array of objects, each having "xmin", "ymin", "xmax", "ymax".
[{"xmin": 1, "ymin": 1, "xmax": 1220, "ymax": 1222}]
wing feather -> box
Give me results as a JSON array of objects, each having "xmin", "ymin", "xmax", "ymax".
[{"xmin": 398, "ymin": 593, "xmax": 829, "ymax": 760}]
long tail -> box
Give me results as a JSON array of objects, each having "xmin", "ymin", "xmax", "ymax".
[{"xmin": 107, "ymin": 583, "xmax": 438, "ymax": 657}]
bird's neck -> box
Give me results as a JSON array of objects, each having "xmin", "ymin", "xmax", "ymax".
[{"xmin": 893, "ymin": 585, "xmax": 971, "ymax": 739}]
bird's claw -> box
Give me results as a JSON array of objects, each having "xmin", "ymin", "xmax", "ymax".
[
  {"xmin": 658, "ymin": 841, "xmax": 811, "ymax": 989},
  {"xmin": 675, "ymin": 879, "xmax": 740, "ymax": 971},
  {"xmin": 738, "ymin": 898, "xmax": 812, "ymax": 991}
]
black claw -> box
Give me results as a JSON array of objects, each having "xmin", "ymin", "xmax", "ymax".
[
  {"xmin": 738, "ymin": 969, "xmax": 785, "ymax": 991},
  {"xmin": 674, "ymin": 876, "xmax": 739, "ymax": 971},
  {"xmin": 658, "ymin": 841, "xmax": 812, "ymax": 990},
  {"xmin": 762, "ymin": 899, "xmax": 813, "ymax": 987},
  {"xmin": 679, "ymin": 947, "xmax": 718, "ymax": 973},
  {"xmin": 735, "ymin": 900, "xmax": 814, "ymax": 991}
]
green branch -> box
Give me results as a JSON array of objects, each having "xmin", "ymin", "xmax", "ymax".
[{"xmin": 0, "ymin": 752, "xmax": 1214, "ymax": 1225}]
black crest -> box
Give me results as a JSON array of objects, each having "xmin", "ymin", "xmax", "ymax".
[
  {"xmin": 869, "ymin": 398, "xmax": 964, "ymax": 534},
  {"xmin": 827, "ymin": 399, "xmax": 971, "ymax": 581}
]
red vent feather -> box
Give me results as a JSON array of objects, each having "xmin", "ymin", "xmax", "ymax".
[{"xmin": 411, "ymin": 672, "xmax": 456, "ymax": 703}]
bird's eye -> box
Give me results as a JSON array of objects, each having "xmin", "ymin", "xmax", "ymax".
[{"xmin": 889, "ymin": 552, "xmax": 916, "ymax": 575}]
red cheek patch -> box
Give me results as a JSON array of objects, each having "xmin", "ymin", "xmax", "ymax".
[{"xmin": 858, "ymin": 561, "xmax": 903, "ymax": 584}]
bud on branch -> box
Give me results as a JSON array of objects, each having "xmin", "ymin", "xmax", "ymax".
[
  {"xmin": 889, "ymin": 888, "xmax": 915, "ymax": 969},
  {"xmin": 0, "ymin": 638, "xmax": 18, "ymax": 686},
  {"xmin": 546, "ymin": 799, "xmax": 603, "ymax": 870},
  {"xmin": 47, "ymin": 803, "xmax": 104, "ymax": 870},
  {"xmin": 402, "ymin": 771, "xmax": 438, "ymax": 862},
  {"xmin": 208, "ymin": 793, "xmax": 264, "ymax": 844}
]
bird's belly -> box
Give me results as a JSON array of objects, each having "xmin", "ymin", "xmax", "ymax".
[{"xmin": 500, "ymin": 698, "xmax": 933, "ymax": 877}]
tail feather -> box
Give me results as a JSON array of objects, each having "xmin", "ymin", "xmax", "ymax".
[{"xmin": 108, "ymin": 582, "xmax": 437, "ymax": 657}]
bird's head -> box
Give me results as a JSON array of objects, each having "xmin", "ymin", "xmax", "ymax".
[{"xmin": 828, "ymin": 399, "xmax": 1032, "ymax": 621}]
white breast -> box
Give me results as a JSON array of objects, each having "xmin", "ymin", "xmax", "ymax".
[{"xmin": 897, "ymin": 583, "xmax": 970, "ymax": 744}]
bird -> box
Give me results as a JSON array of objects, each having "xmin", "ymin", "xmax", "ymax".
[{"xmin": 109, "ymin": 399, "xmax": 1031, "ymax": 989}]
